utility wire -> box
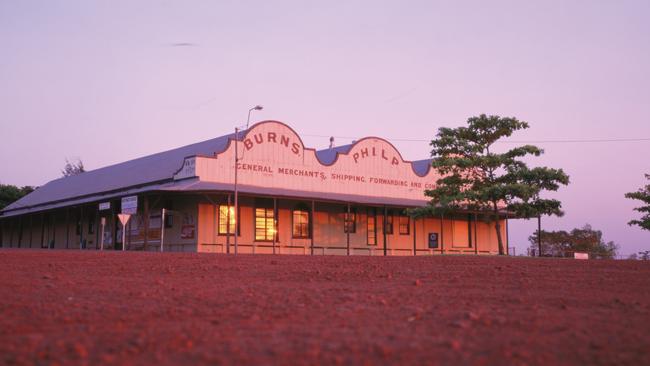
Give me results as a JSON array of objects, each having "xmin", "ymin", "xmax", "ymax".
[{"xmin": 301, "ymin": 134, "xmax": 650, "ymax": 144}]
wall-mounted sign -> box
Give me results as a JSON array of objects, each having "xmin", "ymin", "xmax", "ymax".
[
  {"xmin": 174, "ymin": 157, "xmax": 197, "ymax": 180},
  {"xmin": 99, "ymin": 202, "xmax": 111, "ymax": 211},
  {"xmin": 121, "ymin": 196, "xmax": 138, "ymax": 214},
  {"xmin": 428, "ymin": 233, "xmax": 439, "ymax": 249}
]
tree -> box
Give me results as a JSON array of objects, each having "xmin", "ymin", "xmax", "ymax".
[
  {"xmin": 528, "ymin": 225, "xmax": 618, "ymax": 259},
  {"xmin": 624, "ymin": 174, "xmax": 650, "ymax": 231},
  {"xmin": 62, "ymin": 158, "xmax": 85, "ymax": 177},
  {"xmin": 413, "ymin": 114, "xmax": 570, "ymax": 255},
  {"xmin": 0, "ymin": 184, "xmax": 35, "ymax": 210}
]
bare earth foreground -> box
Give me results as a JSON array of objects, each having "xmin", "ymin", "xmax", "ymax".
[{"xmin": 1, "ymin": 251, "xmax": 649, "ymax": 365}]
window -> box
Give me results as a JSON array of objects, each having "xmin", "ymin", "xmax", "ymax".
[
  {"xmin": 218, "ymin": 205, "xmax": 238, "ymax": 235},
  {"xmin": 399, "ymin": 214, "xmax": 410, "ymax": 235},
  {"xmin": 255, "ymin": 207, "xmax": 276, "ymax": 241},
  {"xmin": 384, "ymin": 210, "xmax": 393, "ymax": 235},
  {"xmin": 344, "ymin": 208, "xmax": 356, "ymax": 234},
  {"xmin": 292, "ymin": 204, "xmax": 310, "ymax": 239},
  {"xmin": 367, "ymin": 208, "xmax": 377, "ymax": 245}
]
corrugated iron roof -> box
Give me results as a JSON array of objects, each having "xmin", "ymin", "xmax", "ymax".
[
  {"xmin": 2, "ymin": 132, "xmax": 236, "ymax": 213},
  {"xmin": 1, "ymin": 123, "xmax": 436, "ymax": 217}
]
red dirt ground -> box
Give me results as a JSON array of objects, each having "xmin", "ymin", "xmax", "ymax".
[{"xmin": 1, "ymin": 250, "xmax": 649, "ymax": 365}]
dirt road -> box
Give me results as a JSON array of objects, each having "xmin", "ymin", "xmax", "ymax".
[{"xmin": 1, "ymin": 250, "xmax": 648, "ymax": 365}]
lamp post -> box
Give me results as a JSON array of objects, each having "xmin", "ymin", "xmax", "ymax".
[
  {"xmin": 246, "ymin": 105, "xmax": 263, "ymax": 129},
  {"xmin": 234, "ymin": 105, "xmax": 263, "ymax": 254}
]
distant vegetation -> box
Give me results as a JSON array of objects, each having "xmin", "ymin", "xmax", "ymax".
[
  {"xmin": 0, "ymin": 184, "xmax": 35, "ymax": 210},
  {"xmin": 528, "ymin": 224, "xmax": 618, "ymax": 259}
]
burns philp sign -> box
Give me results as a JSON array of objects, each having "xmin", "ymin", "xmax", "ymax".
[
  {"xmin": 243, "ymin": 132, "xmax": 302, "ymax": 156},
  {"xmin": 176, "ymin": 121, "xmax": 439, "ymax": 203}
]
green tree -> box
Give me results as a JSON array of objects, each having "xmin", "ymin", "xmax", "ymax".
[
  {"xmin": 624, "ymin": 174, "xmax": 650, "ymax": 231},
  {"xmin": 414, "ymin": 114, "xmax": 570, "ymax": 255},
  {"xmin": 528, "ymin": 225, "xmax": 618, "ymax": 259},
  {"xmin": 0, "ymin": 184, "xmax": 35, "ymax": 210},
  {"xmin": 62, "ymin": 158, "xmax": 85, "ymax": 177}
]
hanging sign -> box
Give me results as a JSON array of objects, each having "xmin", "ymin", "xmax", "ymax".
[{"xmin": 99, "ymin": 202, "xmax": 111, "ymax": 211}]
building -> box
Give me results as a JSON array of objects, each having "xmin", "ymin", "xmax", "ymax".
[{"xmin": 0, "ymin": 121, "xmax": 509, "ymax": 255}]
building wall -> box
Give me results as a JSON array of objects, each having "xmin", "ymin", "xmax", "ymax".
[
  {"xmin": 0, "ymin": 195, "xmax": 200, "ymax": 252},
  {"xmin": 196, "ymin": 195, "xmax": 507, "ymax": 255}
]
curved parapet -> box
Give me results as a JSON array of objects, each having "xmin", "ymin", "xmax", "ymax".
[{"xmin": 181, "ymin": 120, "xmax": 440, "ymax": 204}]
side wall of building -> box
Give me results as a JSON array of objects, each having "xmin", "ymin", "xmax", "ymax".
[
  {"xmin": 196, "ymin": 196, "xmax": 508, "ymax": 255},
  {"xmin": 0, "ymin": 195, "xmax": 200, "ymax": 252}
]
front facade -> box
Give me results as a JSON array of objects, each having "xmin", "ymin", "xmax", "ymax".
[{"xmin": 0, "ymin": 121, "xmax": 509, "ymax": 255}]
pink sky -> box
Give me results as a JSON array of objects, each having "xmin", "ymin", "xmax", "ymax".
[{"xmin": 1, "ymin": 1, "xmax": 648, "ymax": 256}]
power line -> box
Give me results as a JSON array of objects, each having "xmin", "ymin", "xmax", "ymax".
[{"xmin": 301, "ymin": 134, "xmax": 650, "ymax": 144}]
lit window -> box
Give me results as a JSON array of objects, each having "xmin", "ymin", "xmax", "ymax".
[
  {"xmin": 344, "ymin": 208, "xmax": 356, "ymax": 234},
  {"xmin": 367, "ymin": 208, "xmax": 377, "ymax": 245},
  {"xmin": 292, "ymin": 206, "xmax": 310, "ymax": 239},
  {"xmin": 399, "ymin": 215, "xmax": 410, "ymax": 235},
  {"xmin": 384, "ymin": 210, "xmax": 394, "ymax": 235},
  {"xmin": 218, "ymin": 205, "xmax": 237, "ymax": 235},
  {"xmin": 255, "ymin": 207, "xmax": 276, "ymax": 241}
]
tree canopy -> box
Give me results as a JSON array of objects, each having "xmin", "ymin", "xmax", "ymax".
[
  {"xmin": 0, "ymin": 184, "xmax": 35, "ymax": 210},
  {"xmin": 624, "ymin": 174, "xmax": 650, "ymax": 231},
  {"xmin": 413, "ymin": 114, "xmax": 570, "ymax": 255},
  {"xmin": 62, "ymin": 158, "xmax": 85, "ymax": 177},
  {"xmin": 528, "ymin": 224, "xmax": 618, "ymax": 259}
]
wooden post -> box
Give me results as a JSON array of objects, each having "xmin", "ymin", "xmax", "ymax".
[
  {"xmin": 40, "ymin": 212, "xmax": 46, "ymax": 249},
  {"xmin": 160, "ymin": 208, "xmax": 166, "ymax": 252},
  {"xmin": 111, "ymin": 201, "xmax": 116, "ymax": 250},
  {"xmin": 506, "ymin": 217, "xmax": 510, "ymax": 256},
  {"xmin": 273, "ymin": 197, "xmax": 277, "ymax": 255},
  {"xmin": 127, "ymin": 217, "xmax": 131, "ymax": 251},
  {"xmin": 52, "ymin": 212, "xmax": 57, "ymax": 249},
  {"xmin": 383, "ymin": 206, "xmax": 387, "ymax": 256},
  {"xmin": 29, "ymin": 215, "xmax": 34, "ymax": 248},
  {"xmin": 474, "ymin": 213, "xmax": 478, "ymax": 255},
  {"xmin": 440, "ymin": 213, "xmax": 444, "ymax": 254},
  {"xmin": 95, "ymin": 207, "xmax": 100, "ymax": 250},
  {"xmin": 143, "ymin": 196, "xmax": 150, "ymax": 251},
  {"xmin": 226, "ymin": 194, "xmax": 231, "ymax": 254},
  {"xmin": 212, "ymin": 198, "xmax": 217, "ymax": 251},
  {"xmin": 346, "ymin": 203, "xmax": 351, "ymax": 256},
  {"xmin": 79, "ymin": 206, "xmax": 84, "ymax": 249},
  {"xmin": 65, "ymin": 208, "xmax": 70, "ymax": 249},
  {"xmin": 9, "ymin": 218, "xmax": 15, "ymax": 247},
  {"xmin": 412, "ymin": 216, "xmax": 417, "ymax": 256},
  {"xmin": 17, "ymin": 216, "xmax": 23, "ymax": 248},
  {"xmin": 310, "ymin": 200, "xmax": 315, "ymax": 255}
]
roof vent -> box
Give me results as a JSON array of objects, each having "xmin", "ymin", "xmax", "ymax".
[{"xmin": 329, "ymin": 136, "xmax": 335, "ymax": 149}]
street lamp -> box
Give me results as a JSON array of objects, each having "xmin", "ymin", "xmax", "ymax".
[
  {"xmin": 234, "ymin": 105, "xmax": 263, "ymax": 254},
  {"xmin": 246, "ymin": 105, "xmax": 263, "ymax": 129}
]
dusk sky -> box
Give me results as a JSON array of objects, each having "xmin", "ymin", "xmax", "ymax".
[{"xmin": 1, "ymin": 1, "xmax": 648, "ymax": 256}]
